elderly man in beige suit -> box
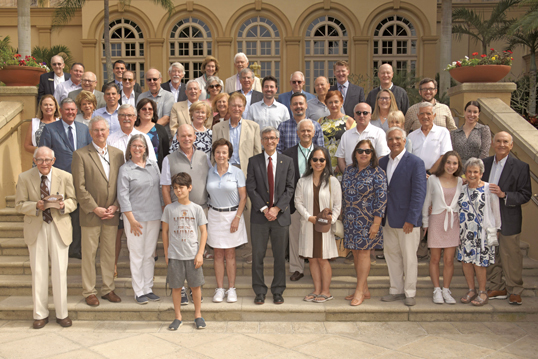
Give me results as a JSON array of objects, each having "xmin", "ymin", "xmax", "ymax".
[
  {"xmin": 212, "ymin": 92, "xmax": 261, "ymax": 262},
  {"xmin": 72, "ymin": 116, "xmax": 125, "ymax": 307},
  {"xmin": 15, "ymin": 146, "xmax": 77, "ymax": 329},
  {"xmin": 169, "ymin": 80, "xmax": 203, "ymax": 135}
]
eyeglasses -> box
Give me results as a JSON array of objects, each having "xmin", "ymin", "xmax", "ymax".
[
  {"xmin": 34, "ymin": 158, "xmax": 54, "ymax": 164},
  {"xmin": 140, "ymin": 107, "xmax": 153, "ymax": 112},
  {"xmin": 52, "ymin": 63, "xmax": 62, "ymax": 66},
  {"xmin": 311, "ymin": 157, "xmax": 326, "ymax": 163},
  {"xmin": 82, "ymin": 79, "xmax": 96, "ymax": 83},
  {"xmin": 147, "ymin": 78, "xmax": 160, "ymax": 82},
  {"xmin": 355, "ymin": 111, "xmax": 370, "ymax": 116},
  {"xmin": 291, "ymin": 81, "xmax": 303, "ymax": 85},
  {"xmin": 419, "ymin": 87, "xmax": 436, "ymax": 92},
  {"xmin": 262, "ymin": 136, "xmax": 278, "ymax": 141},
  {"xmin": 356, "ymin": 149, "xmax": 373, "ymax": 155},
  {"xmin": 122, "ymin": 78, "xmax": 134, "ymax": 82},
  {"xmin": 118, "ymin": 114, "xmax": 136, "ymax": 118},
  {"xmin": 208, "ymin": 84, "xmax": 221, "ymax": 89},
  {"xmin": 378, "ymin": 97, "xmax": 391, "ymax": 102}
]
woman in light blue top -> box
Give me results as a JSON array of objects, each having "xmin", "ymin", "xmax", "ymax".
[
  {"xmin": 206, "ymin": 138, "xmax": 248, "ymax": 303},
  {"xmin": 117, "ymin": 134, "xmax": 164, "ymax": 305}
]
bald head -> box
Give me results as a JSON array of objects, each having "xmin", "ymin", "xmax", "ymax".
[
  {"xmin": 492, "ymin": 131, "xmax": 513, "ymax": 160},
  {"xmin": 51, "ymin": 55, "xmax": 65, "ymax": 77},
  {"xmin": 177, "ymin": 124, "xmax": 196, "ymax": 152},
  {"xmin": 81, "ymin": 72, "xmax": 97, "ymax": 92},
  {"xmin": 494, "ymin": 131, "xmax": 513, "ymax": 143},
  {"xmin": 378, "ymin": 63, "xmax": 394, "ymax": 88}
]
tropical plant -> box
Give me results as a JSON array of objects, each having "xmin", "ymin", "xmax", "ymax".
[
  {"xmin": 439, "ymin": 0, "xmax": 452, "ymax": 97},
  {"xmin": 445, "ymin": 49, "xmax": 513, "ymax": 70},
  {"xmin": 452, "ymin": 0, "xmax": 520, "ymax": 54},
  {"xmin": 49, "ymin": 0, "xmax": 174, "ymax": 83},
  {"xmin": 514, "ymin": 0, "xmax": 538, "ymax": 33},
  {"xmin": 510, "ymin": 73, "xmax": 538, "ymax": 125},
  {"xmin": 32, "ymin": 45, "xmax": 74, "ymax": 71},
  {"xmin": 0, "ymin": 36, "xmax": 49, "ymax": 70}
]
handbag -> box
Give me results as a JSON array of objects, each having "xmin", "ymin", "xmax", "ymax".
[{"xmin": 486, "ymin": 228, "xmax": 499, "ymax": 247}]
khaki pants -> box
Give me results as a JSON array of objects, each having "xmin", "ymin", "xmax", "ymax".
[
  {"xmin": 289, "ymin": 211, "xmax": 304, "ymax": 273},
  {"xmin": 81, "ymin": 225, "xmax": 118, "ymax": 298},
  {"xmin": 487, "ymin": 233, "xmax": 524, "ymax": 295}
]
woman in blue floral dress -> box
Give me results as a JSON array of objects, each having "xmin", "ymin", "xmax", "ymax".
[
  {"xmin": 342, "ymin": 140, "xmax": 387, "ymax": 306},
  {"xmin": 457, "ymin": 157, "xmax": 501, "ymax": 306}
]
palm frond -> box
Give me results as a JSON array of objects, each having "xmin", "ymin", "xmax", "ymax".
[
  {"xmin": 32, "ymin": 45, "xmax": 74, "ymax": 69},
  {"xmin": 52, "ymin": 0, "xmax": 86, "ymax": 27}
]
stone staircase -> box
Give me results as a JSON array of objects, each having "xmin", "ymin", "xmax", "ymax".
[{"xmin": 1, "ymin": 195, "xmax": 538, "ymax": 322}]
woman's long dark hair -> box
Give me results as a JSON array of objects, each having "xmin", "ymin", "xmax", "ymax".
[
  {"xmin": 135, "ymin": 98, "xmax": 158, "ymax": 126},
  {"xmin": 303, "ymin": 146, "xmax": 334, "ymax": 188}
]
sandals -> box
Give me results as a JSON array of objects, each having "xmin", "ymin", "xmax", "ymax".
[
  {"xmin": 461, "ymin": 289, "xmax": 478, "ymax": 304},
  {"xmin": 345, "ymin": 291, "xmax": 371, "ymax": 301},
  {"xmin": 303, "ymin": 293, "xmax": 318, "ymax": 302},
  {"xmin": 313, "ymin": 294, "xmax": 333, "ymax": 303},
  {"xmin": 471, "ymin": 291, "xmax": 489, "ymax": 306}
]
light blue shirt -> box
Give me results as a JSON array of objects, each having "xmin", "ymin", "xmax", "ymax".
[
  {"xmin": 61, "ymin": 119, "xmax": 77, "ymax": 150},
  {"xmin": 298, "ymin": 142, "xmax": 314, "ymax": 178},
  {"xmin": 207, "ymin": 164, "xmax": 246, "ymax": 208},
  {"xmin": 247, "ymin": 100, "xmax": 290, "ymax": 130},
  {"xmin": 93, "ymin": 104, "xmax": 120, "ymax": 135},
  {"xmin": 338, "ymin": 80, "xmax": 350, "ymax": 101},
  {"xmin": 229, "ymin": 120, "xmax": 242, "ymax": 165},
  {"xmin": 241, "ymin": 89, "xmax": 253, "ymax": 119}
]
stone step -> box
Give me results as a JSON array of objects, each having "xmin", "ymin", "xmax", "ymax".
[
  {"xmin": 0, "ymin": 208, "xmax": 24, "ymax": 222},
  {"xmin": 5, "ymin": 195, "xmax": 15, "ymax": 208},
  {"xmin": 0, "ymin": 222, "xmax": 23, "ymax": 238},
  {"xmin": 1, "ymin": 294, "xmax": 537, "ymax": 322},
  {"xmin": 0, "ymin": 273, "xmax": 537, "ymax": 298}
]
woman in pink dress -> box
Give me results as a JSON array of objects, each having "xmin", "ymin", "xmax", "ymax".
[{"xmin": 422, "ymin": 151, "xmax": 463, "ymax": 305}]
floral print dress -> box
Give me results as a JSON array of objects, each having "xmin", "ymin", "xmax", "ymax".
[
  {"xmin": 457, "ymin": 185, "xmax": 495, "ymax": 267},
  {"xmin": 319, "ymin": 116, "xmax": 355, "ymax": 176}
]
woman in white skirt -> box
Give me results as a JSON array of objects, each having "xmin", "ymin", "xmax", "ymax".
[
  {"xmin": 206, "ymin": 138, "xmax": 248, "ymax": 303},
  {"xmin": 295, "ymin": 147, "xmax": 342, "ymax": 303}
]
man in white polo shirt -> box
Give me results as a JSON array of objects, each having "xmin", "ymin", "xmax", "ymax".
[
  {"xmin": 407, "ymin": 102, "xmax": 452, "ymax": 173},
  {"xmin": 335, "ymin": 102, "xmax": 389, "ymax": 173}
]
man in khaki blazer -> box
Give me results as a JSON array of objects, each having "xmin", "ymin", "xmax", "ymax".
[
  {"xmin": 169, "ymin": 80, "xmax": 203, "ymax": 136},
  {"xmin": 72, "ymin": 116, "xmax": 125, "ymax": 307},
  {"xmin": 15, "ymin": 146, "xmax": 77, "ymax": 329}
]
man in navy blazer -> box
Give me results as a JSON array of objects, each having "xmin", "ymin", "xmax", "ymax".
[
  {"xmin": 246, "ymin": 126, "xmax": 295, "ymax": 305},
  {"xmin": 329, "ymin": 60, "xmax": 365, "ymax": 117},
  {"xmin": 37, "ymin": 55, "xmax": 71, "ymax": 104},
  {"xmin": 483, "ymin": 132, "xmax": 532, "ymax": 305},
  {"xmin": 379, "ymin": 127, "xmax": 426, "ymax": 306},
  {"xmin": 277, "ymin": 71, "xmax": 315, "ymax": 118},
  {"xmin": 39, "ymin": 97, "xmax": 92, "ymax": 259}
]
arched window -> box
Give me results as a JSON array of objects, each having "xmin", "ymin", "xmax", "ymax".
[
  {"xmin": 237, "ymin": 17, "xmax": 281, "ymax": 87},
  {"xmin": 169, "ymin": 17, "xmax": 212, "ymax": 82},
  {"xmin": 101, "ymin": 18, "xmax": 145, "ymax": 87},
  {"xmin": 373, "ymin": 15, "xmax": 417, "ymax": 76},
  {"xmin": 304, "ymin": 16, "xmax": 348, "ymax": 93}
]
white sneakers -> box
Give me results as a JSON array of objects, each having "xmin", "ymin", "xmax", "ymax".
[
  {"xmin": 212, "ymin": 287, "xmax": 238, "ymax": 303},
  {"xmin": 442, "ymin": 287, "xmax": 456, "ymax": 304},
  {"xmin": 433, "ymin": 287, "xmax": 456, "ymax": 304}
]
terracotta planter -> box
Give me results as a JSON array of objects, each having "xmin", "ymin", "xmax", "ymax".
[
  {"xmin": 449, "ymin": 65, "xmax": 511, "ymax": 83},
  {"xmin": 0, "ymin": 65, "xmax": 46, "ymax": 86}
]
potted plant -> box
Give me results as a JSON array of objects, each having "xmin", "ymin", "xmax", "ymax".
[
  {"xmin": 445, "ymin": 49, "xmax": 513, "ymax": 83},
  {"xmin": 0, "ymin": 36, "xmax": 49, "ymax": 86}
]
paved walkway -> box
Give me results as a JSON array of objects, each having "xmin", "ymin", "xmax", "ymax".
[{"xmin": 0, "ymin": 320, "xmax": 536, "ymax": 358}]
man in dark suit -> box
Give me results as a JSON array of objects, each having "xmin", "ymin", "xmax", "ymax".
[
  {"xmin": 366, "ymin": 64, "xmax": 409, "ymax": 115},
  {"xmin": 234, "ymin": 68, "xmax": 263, "ymax": 118},
  {"xmin": 101, "ymin": 60, "xmax": 143, "ymax": 94},
  {"xmin": 68, "ymin": 72, "xmax": 106, "ymax": 111},
  {"xmin": 246, "ymin": 126, "xmax": 295, "ymax": 305},
  {"xmin": 119, "ymin": 70, "xmax": 141, "ymax": 106},
  {"xmin": 161, "ymin": 62, "xmax": 187, "ymax": 102},
  {"xmin": 283, "ymin": 119, "xmax": 315, "ymax": 281},
  {"xmin": 277, "ymin": 71, "xmax": 316, "ymax": 118},
  {"xmin": 38, "ymin": 55, "xmax": 71, "ymax": 104},
  {"xmin": 329, "ymin": 60, "xmax": 365, "ymax": 117},
  {"xmin": 483, "ymin": 131, "xmax": 532, "ymax": 305},
  {"xmin": 379, "ymin": 127, "xmax": 426, "ymax": 307},
  {"xmin": 39, "ymin": 97, "xmax": 92, "ymax": 259}
]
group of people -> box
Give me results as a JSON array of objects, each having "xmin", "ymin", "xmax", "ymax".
[{"xmin": 16, "ymin": 52, "xmax": 531, "ymax": 331}]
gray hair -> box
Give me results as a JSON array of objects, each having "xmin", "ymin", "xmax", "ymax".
[
  {"xmin": 239, "ymin": 68, "xmax": 254, "ymax": 78},
  {"xmin": 60, "ymin": 97, "xmax": 76, "ymax": 108},
  {"xmin": 186, "ymin": 79, "xmax": 200, "ymax": 90},
  {"xmin": 118, "ymin": 104, "xmax": 135, "ymax": 114},
  {"xmin": 386, "ymin": 126, "xmax": 407, "ymax": 140},
  {"xmin": 290, "ymin": 71, "xmax": 305, "ymax": 81},
  {"xmin": 234, "ymin": 52, "xmax": 248, "ymax": 63},
  {"xmin": 297, "ymin": 118, "xmax": 314, "ymax": 131},
  {"xmin": 205, "ymin": 76, "xmax": 223, "ymax": 91},
  {"xmin": 168, "ymin": 62, "xmax": 185, "ymax": 73},
  {"xmin": 418, "ymin": 101, "xmax": 434, "ymax": 110},
  {"xmin": 464, "ymin": 157, "xmax": 485, "ymax": 174},
  {"xmin": 261, "ymin": 126, "xmax": 280, "ymax": 139},
  {"xmin": 125, "ymin": 134, "xmax": 148, "ymax": 162},
  {"xmin": 33, "ymin": 146, "xmax": 55, "ymax": 159},
  {"xmin": 89, "ymin": 116, "xmax": 110, "ymax": 130}
]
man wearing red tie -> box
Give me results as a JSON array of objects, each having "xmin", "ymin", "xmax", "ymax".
[{"xmin": 246, "ymin": 127, "xmax": 295, "ymax": 305}]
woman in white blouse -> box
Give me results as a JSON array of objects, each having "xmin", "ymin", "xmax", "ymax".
[
  {"xmin": 24, "ymin": 95, "xmax": 60, "ymax": 155},
  {"xmin": 422, "ymin": 151, "xmax": 463, "ymax": 305},
  {"xmin": 295, "ymin": 146, "xmax": 341, "ymax": 303}
]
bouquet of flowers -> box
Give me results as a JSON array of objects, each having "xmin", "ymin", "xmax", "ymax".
[{"xmin": 445, "ymin": 49, "xmax": 513, "ymax": 71}]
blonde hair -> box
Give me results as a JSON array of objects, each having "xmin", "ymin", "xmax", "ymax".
[
  {"xmin": 189, "ymin": 101, "xmax": 212, "ymax": 120},
  {"xmin": 372, "ymin": 89, "xmax": 398, "ymax": 120},
  {"xmin": 387, "ymin": 110, "xmax": 405, "ymax": 128},
  {"xmin": 36, "ymin": 95, "xmax": 60, "ymax": 119},
  {"xmin": 75, "ymin": 90, "xmax": 97, "ymax": 112}
]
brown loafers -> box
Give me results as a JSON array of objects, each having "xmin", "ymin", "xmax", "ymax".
[
  {"xmin": 85, "ymin": 294, "xmax": 100, "ymax": 307},
  {"xmin": 101, "ymin": 291, "xmax": 122, "ymax": 303},
  {"xmin": 56, "ymin": 317, "xmax": 72, "ymax": 327},
  {"xmin": 290, "ymin": 271, "xmax": 304, "ymax": 281},
  {"xmin": 33, "ymin": 317, "xmax": 48, "ymax": 329}
]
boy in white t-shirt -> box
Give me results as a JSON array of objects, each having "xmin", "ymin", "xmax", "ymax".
[{"xmin": 162, "ymin": 172, "xmax": 208, "ymax": 330}]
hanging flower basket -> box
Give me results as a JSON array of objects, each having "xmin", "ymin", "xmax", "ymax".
[{"xmin": 0, "ymin": 65, "xmax": 46, "ymax": 86}]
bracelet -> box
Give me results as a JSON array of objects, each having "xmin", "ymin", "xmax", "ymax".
[{"xmin": 235, "ymin": 215, "xmax": 241, "ymax": 219}]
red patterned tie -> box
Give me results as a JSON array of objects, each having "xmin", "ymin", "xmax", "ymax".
[
  {"xmin": 40, "ymin": 175, "xmax": 53, "ymax": 224},
  {"xmin": 268, "ymin": 157, "xmax": 274, "ymax": 208}
]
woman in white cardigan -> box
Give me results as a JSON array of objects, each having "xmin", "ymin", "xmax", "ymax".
[
  {"xmin": 422, "ymin": 151, "xmax": 463, "ymax": 305},
  {"xmin": 295, "ymin": 147, "xmax": 342, "ymax": 303}
]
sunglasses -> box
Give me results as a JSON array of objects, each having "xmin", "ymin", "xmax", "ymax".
[
  {"xmin": 312, "ymin": 157, "xmax": 326, "ymax": 163},
  {"xmin": 122, "ymin": 78, "xmax": 134, "ymax": 82},
  {"xmin": 147, "ymin": 78, "xmax": 159, "ymax": 82},
  {"xmin": 208, "ymin": 84, "xmax": 221, "ymax": 89},
  {"xmin": 356, "ymin": 149, "xmax": 373, "ymax": 155},
  {"xmin": 291, "ymin": 80, "xmax": 303, "ymax": 85},
  {"xmin": 355, "ymin": 111, "xmax": 370, "ymax": 116}
]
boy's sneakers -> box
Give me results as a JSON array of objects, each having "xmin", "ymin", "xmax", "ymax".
[
  {"xmin": 145, "ymin": 292, "xmax": 161, "ymax": 302},
  {"xmin": 181, "ymin": 287, "xmax": 189, "ymax": 305},
  {"xmin": 168, "ymin": 319, "xmax": 182, "ymax": 331},
  {"xmin": 135, "ymin": 295, "xmax": 148, "ymax": 305},
  {"xmin": 195, "ymin": 317, "xmax": 206, "ymax": 329},
  {"xmin": 226, "ymin": 288, "xmax": 238, "ymax": 303},
  {"xmin": 213, "ymin": 288, "xmax": 225, "ymax": 303}
]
